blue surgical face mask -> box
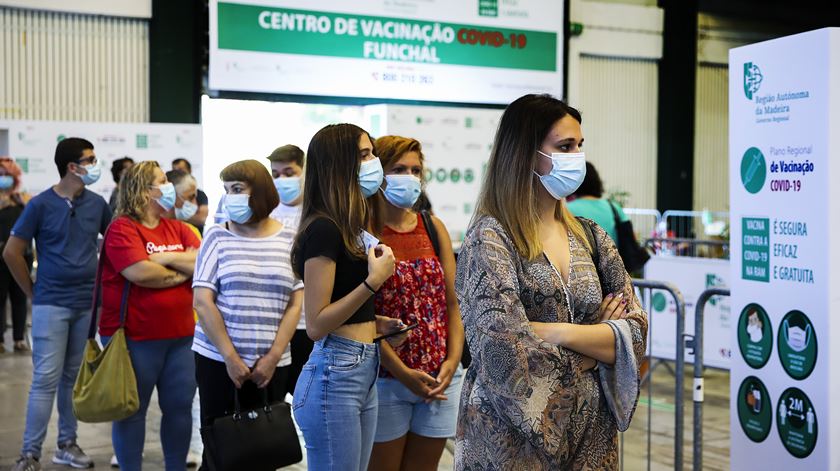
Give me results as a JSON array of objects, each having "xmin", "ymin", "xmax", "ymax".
[
  {"xmin": 75, "ymin": 159, "xmax": 102, "ymax": 186},
  {"xmin": 154, "ymin": 182, "xmax": 177, "ymax": 211},
  {"xmin": 359, "ymin": 157, "xmax": 384, "ymax": 198},
  {"xmin": 274, "ymin": 176, "xmax": 301, "ymax": 205},
  {"xmin": 383, "ymin": 174, "xmax": 422, "ymax": 209},
  {"xmin": 224, "ymin": 194, "xmax": 253, "ymax": 224},
  {"xmin": 534, "ymin": 150, "xmax": 586, "ymax": 199},
  {"xmin": 0, "ymin": 176, "xmax": 14, "ymax": 190},
  {"xmin": 174, "ymin": 199, "xmax": 198, "ymax": 221}
]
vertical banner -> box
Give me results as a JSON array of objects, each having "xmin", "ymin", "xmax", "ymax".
[{"xmin": 729, "ymin": 28, "xmax": 839, "ymax": 469}]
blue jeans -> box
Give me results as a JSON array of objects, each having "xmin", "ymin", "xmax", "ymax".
[
  {"xmin": 293, "ymin": 335, "xmax": 380, "ymax": 471},
  {"xmin": 102, "ymin": 335, "xmax": 196, "ymax": 471},
  {"xmin": 21, "ymin": 305, "xmax": 90, "ymax": 458}
]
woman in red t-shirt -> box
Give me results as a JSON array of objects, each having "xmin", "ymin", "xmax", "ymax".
[
  {"xmin": 368, "ymin": 136, "xmax": 465, "ymax": 471},
  {"xmin": 100, "ymin": 160, "xmax": 200, "ymax": 471}
]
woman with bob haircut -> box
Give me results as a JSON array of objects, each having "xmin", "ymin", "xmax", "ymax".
[
  {"xmin": 291, "ymin": 123, "xmax": 404, "ymax": 470},
  {"xmin": 454, "ymin": 94, "xmax": 648, "ymax": 470},
  {"xmin": 192, "ymin": 159, "xmax": 303, "ymax": 471}
]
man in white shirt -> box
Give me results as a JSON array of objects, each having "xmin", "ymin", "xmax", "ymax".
[{"xmin": 266, "ymin": 145, "xmax": 309, "ymax": 397}]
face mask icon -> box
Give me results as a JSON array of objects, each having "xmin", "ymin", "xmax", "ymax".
[{"xmin": 783, "ymin": 319, "xmax": 811, "ymax": 352}]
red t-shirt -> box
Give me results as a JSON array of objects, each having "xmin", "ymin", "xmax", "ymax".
[{"xmin": 99, "ymin": 216, "xmax": 200, "ymax": 341}]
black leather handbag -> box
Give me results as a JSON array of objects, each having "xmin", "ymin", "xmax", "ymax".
[{"xmin": 200, "ymin": 388, "xmax": 302, "ymax": 471}]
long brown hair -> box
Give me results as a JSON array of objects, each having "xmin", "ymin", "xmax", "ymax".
[
  {"xmin": 115, "ymin": 160, "xmax": 160, "ymax": 221},
  {"xmin": 293, "ymin": 124, "xmax": 374, "ymax": 274},
  {"xmin": 474, "ymin": 94, "xmax": 589, "ymax": 260},
  {"xmin": 369, "ymin": 135, "xmax": 425, "ymax": 234}
]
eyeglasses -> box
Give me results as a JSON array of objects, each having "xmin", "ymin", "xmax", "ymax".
[{"xmin": 77, "ymin": 157, "xmax": 98, "ymax": 166}]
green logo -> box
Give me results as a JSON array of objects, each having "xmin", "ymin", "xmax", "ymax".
[
  {"xmin": 737, "ymin": 376, "xmax": 772, "ymax": 443},
  {"xmin": 15, "ymin": 158, "xmax": 29, "ymax": 173},
  {"xmin": 777, "ymin": 310, "xmax": 817, "ymax": 380},
  {"xmin": 705, "ymin": 274, "xmax": 725, "ymax": 306},
  {"xmin": 652, "ymin": 292, "xmax": 667, "ymax": 312},
  {"xmin": 478, "ymin": 0, "xmax": 498, "ymax": 17},
  {"xmin": 741, "ymin": 217, "xmax": 769, "ymax": 282},
  {"xmin": 740, "ymin": 147, "xmax": 766, "ymax": 194},
  {"xmin": 777, "ymin": 388, "xmax": 817, "ymax": 458},
  {"xmin": 465, "ymin": 117, "xmax": 473, "ymax": 128},
  {"xmin": 450, "ymin": 169, "xmax": 461, "ymax": 183},
  {"xmin": 56, "ymin": 134, "xmax": 66, "ymax": 142},
  {"xmin": 743, "ymin": 62, "xmax": 763, "ymax": 100},
  {"xmin": 136, "ymin": 134, "xmax": 148, "ymax": 149},
  {"xmin": 737, "ymin": 303, "xmax": 772, "ymax": 369}
]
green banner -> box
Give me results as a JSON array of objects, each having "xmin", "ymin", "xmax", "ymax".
[{"xmin": 217, "ymin": 2, "xmax": 557, "ymax": 71}]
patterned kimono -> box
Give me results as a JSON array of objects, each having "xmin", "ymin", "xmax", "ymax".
[{"xmin": 454, "ymin": 216, "xmax": 648, "ymax": 470}]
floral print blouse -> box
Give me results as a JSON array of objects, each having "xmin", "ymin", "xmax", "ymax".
[{"xmin": 454, "ymin": 216, "xmax": 648, "ymax": 470}]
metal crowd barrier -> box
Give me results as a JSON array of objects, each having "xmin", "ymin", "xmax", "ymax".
[
  {"xmin": 685, "ymin": 287, "xmax": 730, "ymax": 471},
  {"xmin": 644, "ymin": 237, "xmax": 730, "ymax": 259},
  {"xmin": 622, "ymin": 279, "xmax": 686, "ymax": 471},
  {"xmin": 623, "ymin": 208, "xmax": 662, "ymax": 245},
  {"xmin": 661, "ymin": 210, "xmax": 729, "ymax": 240}
]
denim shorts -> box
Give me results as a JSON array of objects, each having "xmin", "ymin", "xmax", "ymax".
[{"xmin": 374, "ymin": 366, "xmax": 464, "ymax": 442}]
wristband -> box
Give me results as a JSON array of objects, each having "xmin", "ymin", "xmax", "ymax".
[{"xmin": 363, "ymin": 280, "xmax": 377, "ymax": 294}]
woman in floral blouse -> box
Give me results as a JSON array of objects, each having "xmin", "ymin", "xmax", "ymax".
[
  {"xmin": 454, "ymin": 94, "xmax": 648, "ymax": 470},
  {"xmin": 367, "ymin": 136, "xmax": 465, "ymax": 471}
]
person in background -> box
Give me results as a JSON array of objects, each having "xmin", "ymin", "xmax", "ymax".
[
  {"xmin": 171, "ymin": 158, "xmax": 209, "ymax": 235},
  {"xmin": 291, "ymin": 123, "xmax": 403, "ymax": 470},
  {"xmin": 100, "ymin": 161, "xmax": 199, "ymax": 471},
  {"xmin": 110, "ymin": 157, "xmax": 135, "ymax": 212},
  {"xmin": 367, "ymin": 136, "xmax": 464, "ymax": 471},
  {"xmin": 567, "ymin": 161, "xmax": 630, "ymax": 244},
  {"xmin": 0, "ymin": 157, "xmax": 31, "ymax": 354},
  {"xmin": 265, "ymin": 144, "xmax": 311, "ymax": 396},
  {"xmin": 192, "ymin": 159, "xmax": 303, "ymax": 471},
  {"xmin": 5, "ymin": 138, "xmax": 111, "ymax": 471},
  {"xmin": 454, "ymin": 94, "xmax": 648, "ymax": 469}
]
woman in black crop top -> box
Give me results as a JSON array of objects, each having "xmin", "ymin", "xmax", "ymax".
[{"xmin": 291, "ymin": 123, "xmax": 399, "ymax": 471}]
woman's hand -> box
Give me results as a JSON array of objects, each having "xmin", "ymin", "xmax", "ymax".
[
  {"xmin": 599, "ymin": 292, "xmax": 628, "ymax": 322},
  {"xmin": 366, "ymin": 244, "xmax": 395, "ymax": 289},
  {"xmin": 396, "ymin": 368, "xmax": 446, "ymax": 402},
  {"xmin": 426, "ymin": 359, "xmax": 458, "ymax": 403},
  {"xmin": 375, "ymin": 315, "xmax": 409, "ymax": 348},
  {"xmin": 224, "ymin": 354, "xmax": 251, "ymax": 389},
  {"xmin": 250, "ymin": 353, "xmax": 279, "ymax": 389}
]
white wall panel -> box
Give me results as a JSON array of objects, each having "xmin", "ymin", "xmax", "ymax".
[
  {"xmin": 0, "ymin": 7, "xmax": 148, "ymax": 122},
  {"xmin": 578, "ymin": 54, "xmax": 658, "ymax": 209},
  {"xmin": 693, "ymin": 64, "xmax": 728, "ymax": 211}
]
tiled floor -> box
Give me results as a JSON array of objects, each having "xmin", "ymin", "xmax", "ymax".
[{"xmin": 0, "ymin": 336, "xmax": 729, "ymax": 470}]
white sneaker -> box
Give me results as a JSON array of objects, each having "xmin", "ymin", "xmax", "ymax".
[
  {"xmin": 187, "ymin": 451, "xmax": 202, "ymax": 468},
  {"xmin": 110, "ymin": 454, "xmax": 119, "ymax": 468}
]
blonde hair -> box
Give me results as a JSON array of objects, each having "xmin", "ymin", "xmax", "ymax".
[
  {"xmin": 474, "ymin": 94, "xmax": 589, "ymax": 259},
  {"xmin": 115, "ymin": 160, "xmax": 161, "ymax": 221}
]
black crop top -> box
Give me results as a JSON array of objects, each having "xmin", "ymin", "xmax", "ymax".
[{"xmin": 294, "ymin": 217, "xmax": 375, "ymax": 325}]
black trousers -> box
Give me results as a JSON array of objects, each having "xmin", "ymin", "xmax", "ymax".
[
  {"xmin": 286, "ymin": 329, "xmax": 314, "ymax": 396},
  {"xmin": 195, "ymin": 354, "xmax": 290, "ymax": 471},
  {"xmin": 0, "ymin": 263, "xmax": 27, "ymax": 342}
]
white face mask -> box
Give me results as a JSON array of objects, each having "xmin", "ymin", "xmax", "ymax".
[
  {"xmin": 174, "ymin": 200, "xmax": 198, "ymax": 221},
  {"xmin": 746, "ymin": 324, "xmax": 763, "ymax": 343},
  {"xmin": 784, "ymin": 320, "xmax": 811, "ymax": 352},
  {"xmin": 533, "ymin": 150, "xmax": 586, "ymax": 199}
]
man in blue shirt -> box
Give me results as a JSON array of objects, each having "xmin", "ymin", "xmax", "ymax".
[{"xmin": 4, "ymin": 138, "xmax": 111, "ymax": 471}]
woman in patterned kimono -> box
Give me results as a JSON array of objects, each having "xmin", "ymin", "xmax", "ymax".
[{"xmin": 454, "ymin": 94, "xmax": 648, "ymax": 470}]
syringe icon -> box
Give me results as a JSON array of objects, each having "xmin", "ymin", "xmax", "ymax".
[{"xmin": 744, "ymin": 153, "xmax": 763, "ymax": 185}]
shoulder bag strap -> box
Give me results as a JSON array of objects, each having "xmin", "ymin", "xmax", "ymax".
[
  {"xmin": 577, "ymin": 217, "xmax": 608, "ymax": 295},
  {"xmin": 420, "ymin": 210, "xmax": 441, "ymax": 257},
  {"xmin": 86, "ymin": 223, "xmax": 131, "ymax": 340},
  {"xmin": 607, "ymin": 199, "xmax": 622, "ymax": 226}
]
